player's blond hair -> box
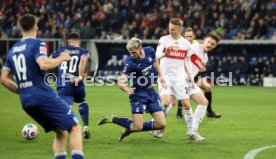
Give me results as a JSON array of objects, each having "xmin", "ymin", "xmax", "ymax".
[
  {"xmin": 169, "ymin": 18, "xmax": 183, "ymax": 27},
  {"xmin": 126, "ymin": 38, "xmax": 142, "ymax": 51},
  {"xmin": 184, "ymin": 27, "xmax": 194, "ymax": 34}
]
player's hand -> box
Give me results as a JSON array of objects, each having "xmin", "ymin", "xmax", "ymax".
[
  {"xmin": 60, "ymin": 52, "xmax": 71, "ymax": 61},
  {"xmin": 159, "ymin": 76, "xmax": 168, "ymax": 89},
  {"xmin": 71, "ymin": 76, "xmax": 83, "ymax": 85},
  {"xmin": 124, "ymin": 87, "xmax": 136, "ymax": 95},
  {"xmin": 164, "ymin": 46, "xmax": 173, "ymax": 56},
  {"xmin": 188, "ymin": 74, "xmax": 195, "ymax": 89}
]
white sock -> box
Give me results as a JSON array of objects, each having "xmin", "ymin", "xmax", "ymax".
[
  {"xmin": 184, "ymin": 108, "xmax": 193, "ymax": 135},
  {"xmin": 55, "ymin": 152, "xmax": 67, "ymax": 157},
  {"xmin": 71, "ymin": 150, "xmax": 84, "ymax": 156},
  {"xmin": 164, "ymin": 104, "xmax": 173, "ymax": 117},
  {"xmin": 192, "ymin": 105, "xmax": 207, "ymax": 132}
]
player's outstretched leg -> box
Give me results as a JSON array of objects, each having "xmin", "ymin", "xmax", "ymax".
[
  {"xmin": 118, "ymin": 128, "xmax": 132, "ymax": 142},
  {"xmin": 98, "ymin": 112, "xmax": 116, "ymax": 125}
]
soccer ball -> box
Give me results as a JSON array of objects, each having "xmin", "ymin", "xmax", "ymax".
[{"xmin": 22, "ymin": 123, "xmax": 39, "ymax": 140}]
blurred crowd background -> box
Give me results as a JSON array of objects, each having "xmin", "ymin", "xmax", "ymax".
[{"xmin": 0, "ymin": 0, "xmax": 275, "ymax": 40}]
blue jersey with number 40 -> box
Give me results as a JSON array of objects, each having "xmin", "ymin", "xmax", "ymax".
[
  {"xmin": 51, "ymin": 45, "xmax": 89, "ymax": 88},
  {"xmin": 3, "ymin": 38, "xmax": 58, "ymax": 108}
]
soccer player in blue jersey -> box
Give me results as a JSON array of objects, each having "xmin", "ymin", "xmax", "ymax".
[
  {"xmin": 98, "ymin": 38, "xmax": 167, "ymax": 142},
  {"xmin": 0, "ymin": 14, "xmax": 84, "ymax": 159},
  {"xmin": 51, "ymin": 32, "xmax": 91, "ymax": 139}
]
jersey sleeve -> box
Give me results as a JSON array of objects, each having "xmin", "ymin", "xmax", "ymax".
[
  {"xmin": 156, "ymin": 37, "xmax": 165, "ymax": 59},
  {"xmin": 3, "ymin": 54, "xmax": 11, "ymax": 70},
  {"xmin": 122, "ymin": 61, "xmax": 132, "ymax": 76},
  {"xmin": 186, "ymin": 44, "xmax": 195, "ymax": 59},
  {"xmin": 82, "ymin": 50, "xmax": 90, "ymax": 58},
  {"xmin": 148, "ymin": 46, "xmax": 156, "ymax": 63},
  {"xmin": 189, "ymin": 44, "xmax": 206, "ymax": 72},
  {"xmin": 185, "ymin": 45, "xmax": 194, "ymax": 74},
  {"xmin": 51, "ymin": 48, "xmax": 61, "ymax": 58},
  {"xmin": 34, "ymin": 41, "xmax": 48, "ymax": 60}
]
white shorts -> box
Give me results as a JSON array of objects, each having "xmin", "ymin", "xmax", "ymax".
[
  {"xmin": 186, "ymin": 83, "xmax": 202, "ymax": 96},
  {"xmin": 158, "ymin": 79, "xmax": 189, "ymax": 100}
]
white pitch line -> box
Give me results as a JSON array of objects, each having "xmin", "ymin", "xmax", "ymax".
[{"xmin": 244, "ymin": 145, "xmax": 276, "ymax": 159}]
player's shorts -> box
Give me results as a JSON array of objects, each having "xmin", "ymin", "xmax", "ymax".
[
  {"xmin": 129, "ymin": 87, "xmax": 163, "ymax": 114},
  {"xmin": 186, "ymin": 83, "xmax": 202, "ymax": 96},
  {"xmin": 57, "ymin": 86, "xmax": 86, "ymax": 105},
  {"xmin": 23, "ymin": 95, "xmax": 79, "ymax": 132},
  {"xmin": 194, "ymin": 72, "xmax": 208, "ymax": 82},
  {"xmin": 158, "ymin": 79, "xmax": 189, "ymax": 100}
]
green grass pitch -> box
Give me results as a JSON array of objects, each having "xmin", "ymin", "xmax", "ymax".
[{"xmin": 0, "ymin": 85, "xmax": 276, "ymax": 159}]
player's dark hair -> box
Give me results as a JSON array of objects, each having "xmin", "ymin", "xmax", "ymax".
[
  {"xmin": 67, "ymin": 32, "xmax": 81, "ymax": 40},
  {"xmin": 19, "ymin": 14, "xmax": 37, "ymax": 32},
  {"xmin": 170, "ymin": 18, "xmax": 183, "ymax": 27},
  {"xmin": 207, "ymin": 31, "xmax": 221, "ymax": 43}
]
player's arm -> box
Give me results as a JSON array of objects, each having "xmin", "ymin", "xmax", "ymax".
[
  {"xmin": 36, "ymin": 52, "xmax": 71, "ymax": 71},
  {"xmin": 185, "ymin": 50, "xmax": 195, "ymax": 87},
  {"xmin": 156, "ymin": 38, "xmax": 172, "ymax": 59},
  {"xmin": 153, "ymin": 60, "xmax": 167, "ymax": 88},
  {"xmin": 72, "ymin": 55, "xmax": 87, "ymax": 84},
  {"xmin": 0, "ymin": 68, "xmax": 19, "ymax": 94},
  {"xmin": 117, "ymin": 74, "xmax": 135, "ymax": 95}
]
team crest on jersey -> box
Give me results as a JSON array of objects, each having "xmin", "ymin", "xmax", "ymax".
[
  {"xmin": 40, "ymin": 46, "xmax": 47, "ymax": 54},
  {"xmin": 147, "ymin": 57, "xmax": 152, "ymax": 63}
]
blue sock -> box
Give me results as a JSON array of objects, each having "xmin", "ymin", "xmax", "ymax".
[
  {"xmin": 72, "ymin": 150, "xmax": 84, "ymax": 159},
  {"xmin": 142, "ymin": 121, "xmax": 154, "ymax": 131},
  {"xmin": 55, "ymin": 152, "xmax": 67, "ymax": 159},
  {"xmin": 112, "ymin": 117, "xmax": 133, "ymax": 129},
  {"xmin": 78, "ymin": 102, "xmax": 89, "ymax": 126}
]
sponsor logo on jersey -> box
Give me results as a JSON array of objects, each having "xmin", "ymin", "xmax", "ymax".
[
  {"xmin": 142, "ymin": 65, "xmax": 152, "ymax": 76},
  {"xmin": 165, "ymin": 49, "xmax": 187, "ymax": 60}
]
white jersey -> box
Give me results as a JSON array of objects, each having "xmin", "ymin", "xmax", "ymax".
[
  {"xmin": 156, "ymin": 35, "xmax": 191, "ymax": 82},
  {"xmin": 187, "ymin": 43, "xmax": 208, "ymax": 77}
]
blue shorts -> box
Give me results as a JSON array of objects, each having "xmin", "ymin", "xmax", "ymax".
[
  {"xmin": 23, "ymin": 95, "xmax": 79, "ymax": 132},
  {"xmin": 57, "ymin": 86, "xmax": 86, "ymax": 105},
  {"xmin": 129, "ymin": 88, "xmax": 163, "ymax": 114}
]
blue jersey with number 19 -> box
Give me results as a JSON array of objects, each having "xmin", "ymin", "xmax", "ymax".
[
  {"xmin": 51, "ymin": 45, "xmax": 89, "ymax": 88},
  {"xmin": 3, "ymin": 38, "xmax": 58, "ymax": 108}
]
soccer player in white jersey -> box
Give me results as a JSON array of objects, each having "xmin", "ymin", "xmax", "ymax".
[
  {"xmin": 176, "ymin": 27, "xmax": 221, "ymax": 119},
  {"xmin": 183, "ymin": 31, "xmax": 221, "ymax": 140},
  {"xmin": 151, "ymin": 18, "xmax": 195, "ymax": 139}
]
